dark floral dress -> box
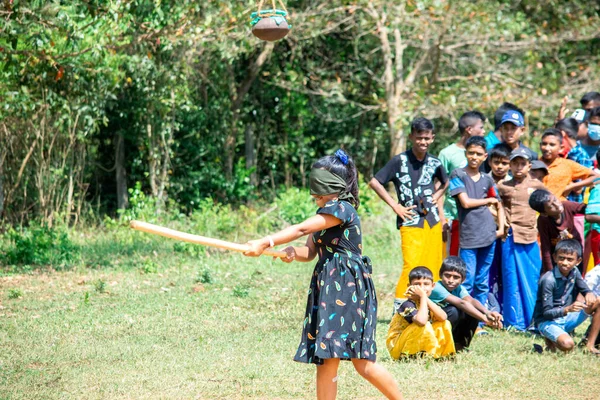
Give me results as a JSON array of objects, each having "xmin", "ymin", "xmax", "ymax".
[{"xmin": 293, "ymin": 199, "xmax": 378, "ymax": 365}]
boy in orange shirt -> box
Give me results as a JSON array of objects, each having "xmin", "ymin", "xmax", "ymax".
[{"xmin": 540, "ymin": 128, "xmax": 598, "ymax": 200}]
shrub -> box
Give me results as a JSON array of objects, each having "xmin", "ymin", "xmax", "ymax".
[
  {"xmin": 276, "ymin": 188, "xmax": 315, "ymax": 225},
  {"xmin": 2, "ymin": 224, "xmax": 79, "ymax": 269},
  {"xmin": 139, "ymin": 259, "xmax": 158, "ymax": 274},
  {"xmin": 195, "ymin": 269, "xmax": 213, "ymax": 284},
  {"xmin": 233, "ymin": 283, "xmax": 250, "ymax": 298},
  {"xmin": 94, "ymin": 279, "xmax": 107, "ymax": 293}
]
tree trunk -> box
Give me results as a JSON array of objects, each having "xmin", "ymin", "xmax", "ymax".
[
  {"xmin": 147, "ymin": 123, "xmax": 158, "ymax": 197},
  {"xmin": 116, "ymin": 133, "xmax": 128, "ymax": 210},
  {"xmin": 226, "ymin": 42, "xmax": 275, "ymax": 179},
  {"xmin": 244, "ymin": 124, "xmax": 257, "ymax": 186},
  {"xmin": 0, "ymin": 172, "xmax": 4, "ymax": 218},
  {"xmin": 388, "ymin": 107, "xmax": 405, "ymax": 158}
]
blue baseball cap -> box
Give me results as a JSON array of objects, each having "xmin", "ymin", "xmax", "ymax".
[{"xmin": 500, "ymin": 110, "xmax": 525, "ymax": 127}]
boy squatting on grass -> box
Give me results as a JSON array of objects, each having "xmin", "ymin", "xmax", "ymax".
[
  {"xmin": 533, "ymin": 239, "xmax": 599, "ymax": 353},
  {"xmin": 429, "ymin": 256, "xmax": 503, "ymax": 351},
  {"xmin": 386, "ymin": 267, "xmax": 455, "ymax": 359}
]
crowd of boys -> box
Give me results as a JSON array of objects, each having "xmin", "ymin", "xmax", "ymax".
[{"xmin": 369, "ymin": 92, "xmax": 600, "ymax": 357}]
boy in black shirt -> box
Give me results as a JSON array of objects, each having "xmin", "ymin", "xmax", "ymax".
[
  {"xmin": 370, "ymin": 117, "xmax": 448, "ymax": 299},
  {"xmin": 533, "ymin": 239, "xmax": 598, "ymax": 353}
]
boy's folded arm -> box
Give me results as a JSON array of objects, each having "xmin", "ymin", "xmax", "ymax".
[
  {"xmin": 444, "ymin": 293, "xmax": 487, "ymax": 322},
  {"xmin": 426, "ymin": 298, "xmax": 447, "ymax": 321},
  {"xmin": 412, "ymin": 299, "xmax": 430, "ymax": 327},
  {"xmin": 455, "ymin": 192, "xmax": 494, "ymax": 209}
]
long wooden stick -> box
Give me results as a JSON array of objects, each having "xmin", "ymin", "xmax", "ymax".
[{"xmin": 129, "ymin": 220, "xmax": 287, "ymax": 258}]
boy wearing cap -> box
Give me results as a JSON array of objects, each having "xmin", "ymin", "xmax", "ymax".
[
  {"xmin": 485, "ymin": 103, "xmax": 525, "ymax": 152},
  {"xmin": 498, "ymin": 109, "xmax": 538, "ymax": 161},
  {"xmin": 571, "ymin": 109, "xmax": 590, "ymax": 141},
  {"xmin": 497, "ymin": 148, "xmax": 546, "ymax": 330},
  {"xmin": 530, "ymin": 160, "xmax": 549, "ymax": 182}
]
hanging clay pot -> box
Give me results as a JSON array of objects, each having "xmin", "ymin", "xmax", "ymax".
[{"xmin": 250, "ymin": 9, "xmax": 291, "ymax": 42}]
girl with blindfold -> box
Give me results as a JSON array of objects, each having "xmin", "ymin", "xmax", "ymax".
[{"xmin": 244, "ymin": 150, "xmax": 403, "ymax": 400}]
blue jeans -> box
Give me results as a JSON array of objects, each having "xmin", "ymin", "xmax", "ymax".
[
  {"xmin": 537, "ymin": 311, "xmax": 590, "ymax": 343},
  {"xmin": 460, "ymin": 241, "xmax": 497, "ymax": 305}
]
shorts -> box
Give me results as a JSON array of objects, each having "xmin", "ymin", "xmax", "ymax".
[{"xmin": 537, "ymin": 311, "xmax": 590, "ymax": 343}]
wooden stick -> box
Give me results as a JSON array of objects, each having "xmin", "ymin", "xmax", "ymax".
[{"xmin": 130, "ymin": 220, "xmax": 287, "ymax": 258}]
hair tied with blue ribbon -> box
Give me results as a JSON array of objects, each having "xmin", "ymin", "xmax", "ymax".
[{"xmin": 335, "ymin": 149, "xmax": 349, "ymax": 165}]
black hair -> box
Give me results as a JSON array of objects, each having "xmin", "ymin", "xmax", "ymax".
[
  {"xmin": 528, "ymin": 188, "xmax": 553, "ymax": 213},
  {"xmin": 554, "ymin": 239, "xmax": 582, "ymax": 259},
  {"xmin": 465, "ymin": 135, "xmax": 487, "ymax": 151},
  {"xmin": 555, "ymin": 118, "xmax": 579, "ymax": 140},
  {"xmin": 408, "ymin": 266, "xmax": 434, "ymax": 283},
  {"xmin": 596, "ymin": 148, "xmax": 600, "ymax": 166},
  {"xmin": 541, "ymin": 127, "xmax": 563, "ymax": 144},
  {"xmin": 312, "ymin": 151, "xmax": 360, "ymax": 209},
  {"xmin": 458, "ymin": 111, "xmax": 486, "ymax": 135},
  {"xmin": 410, "ymin": 117, "xmax": 434, "ymax": 135},
  {"xmin": 439, "ymin": 256, "xmax": 467, "ymax": 280},
  {"xmin": 589, "ymin": 106, "xmax": 600, "ymax": 121},
  {"xmin": 489, "ymin": 143, "xmax": 512, "ymax": 160},
  {"xmin": 493, "ymin": 102, "xmax": 525, "ymax": 131},
  {"xmin": 580, "ymin": 92, "xmax": 600, "ymax": 108}
]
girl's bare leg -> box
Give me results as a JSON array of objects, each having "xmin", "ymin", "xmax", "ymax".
[
  {"xmin": 585, "ymin": 303, "xmax": 600, "ymax": 353},
  {"xmin": 351, "ymin": 359, "xmax": 403, "ymax": 400},
  {"xmin": 316, "ymin": 358, "xmax": 340, "ymax": 400}
]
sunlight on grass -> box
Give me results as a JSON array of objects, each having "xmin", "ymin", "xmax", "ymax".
[{"xmin": 1, "ymin": 215, "xmax": 599, "ymax": 399}]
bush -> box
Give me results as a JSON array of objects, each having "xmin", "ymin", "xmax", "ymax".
[
  {"xmin": 233, "ymin": 283, "xmax": 250, "ymax": 298},
  {"xmin": 195, "ymin": 269, "xmax": 213, "ymax": 284},
  {"xmin": 94, "ymin": 279, "xmax": 107, "ymax": 293},
  {"xmin": 1, "ymin": 224, "xmax": 79, "ymax": 269},
  {"xmin": 276, "ymin": 188, "xmax": 315, "ymax": 225}
]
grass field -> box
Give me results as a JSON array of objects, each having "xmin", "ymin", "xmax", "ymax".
[{"xmin": 1, "ymin": 216, "xmax": 599, "ymax": 399}]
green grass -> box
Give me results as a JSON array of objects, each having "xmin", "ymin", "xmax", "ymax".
[{"xmin": 1, "ymin": 215, "xmax": 599, "ymax": 399}]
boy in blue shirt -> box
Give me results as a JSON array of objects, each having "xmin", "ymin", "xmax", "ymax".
[
  {"xmin": 430, "ymin": 256, "xmax": 503, "ymax": 350},
  {"xmin": 449, "ymin": 136, "xmax": 505, "ymax": 305},
  {"xmin": 533, "ymin": 239, "xmax": 598, "ymax": 353}
]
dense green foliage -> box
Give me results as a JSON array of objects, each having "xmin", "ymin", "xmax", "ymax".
[{"xmin": 1, "ymin": 1, "xmax": 599, "ymax": 224}]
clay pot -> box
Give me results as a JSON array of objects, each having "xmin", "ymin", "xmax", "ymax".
[{"xmin": 251, "ymin": 15, "xmax": 290, "ymax": 41}]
